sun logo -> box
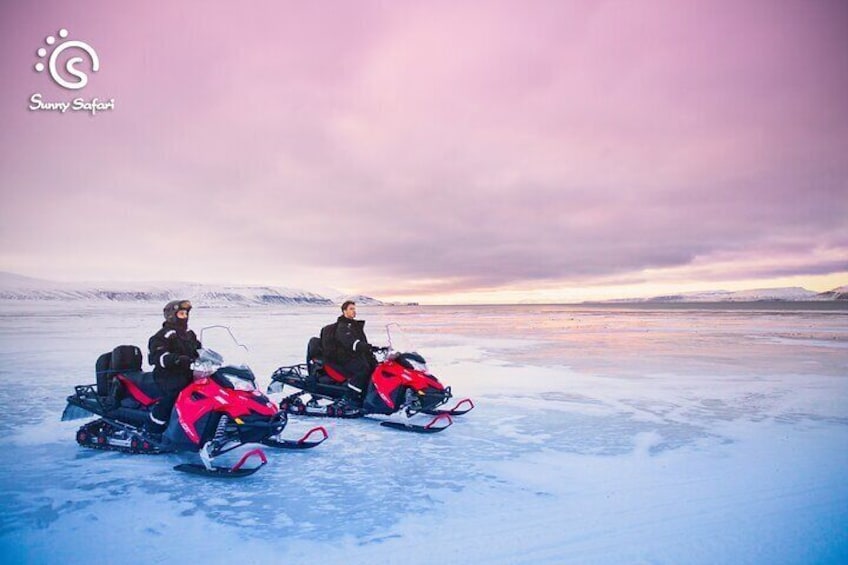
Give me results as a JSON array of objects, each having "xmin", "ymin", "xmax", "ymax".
[{"xmin": 34, "ymin": 28, "xmax": 100, "ymax": 90}]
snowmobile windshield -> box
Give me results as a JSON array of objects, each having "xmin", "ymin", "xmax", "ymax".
[
  {"xmin": 386, "ymin": 324, "xmax": 428, "ymax": 371},
  {"xmin": 386, "ymin": 323, "xmax": 414, "ymax": 353},
  {"xmin": 193, "ymin": 348, "xmax": 223, "ymax": 377},
  {"xmin": 195, "ymin": 325, "xmax": 252, "ymax": 378}
]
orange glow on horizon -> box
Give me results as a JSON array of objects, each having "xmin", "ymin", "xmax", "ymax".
[{"xmin": 375, "ymin": 272, "xmax": 848, "ymax": 305}]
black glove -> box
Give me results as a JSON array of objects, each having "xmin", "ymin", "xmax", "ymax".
[{"xmin": 176, "ymin": 355, "xmax": 193, "ymax": 369}]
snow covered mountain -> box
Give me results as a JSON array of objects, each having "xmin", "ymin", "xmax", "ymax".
[
  {"xmin": 605, "ymin": 286, "xmax": 846, "ymax": 303},
  {"xmin": 0, "ymin": 272, "xmax": 383, "ymax": 306},
  {"xmin": 815, "ymin": 286, "xmax": 848, "ymax": 301}
]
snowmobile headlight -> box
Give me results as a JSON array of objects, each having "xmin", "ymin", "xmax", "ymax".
[
  {"xmin": 397, "ymin": 352, "xmax": 429, "ymax": 373},
  {"xmin": 410, "ymin": 359, "xmax": 427, "ymax": 372},
  {"xmin": 221, "ymin": 373, "xmax": 256, "ymax": 391},
  {"xmin": 215, "ymin": 366, "xmax": 257, "ymax": 391}
]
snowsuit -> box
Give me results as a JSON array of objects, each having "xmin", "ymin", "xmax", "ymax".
[
  {"xmin": 328, "ymin": 315, "xmax": 376, "ymax": 394},
  {"xmin": 147, "ymin": 321, "xmax": 201, "ymax": 428}
]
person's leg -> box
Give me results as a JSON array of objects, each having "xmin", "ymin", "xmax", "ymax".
[
  {"xmin": 350, "ymin": 357, "xmax": 373, "ymax": 388},
  {"xmin": 147, "ymin": 389, "xmax": 178, "ymax": 433},
  {"xmin": 341, "ymin": 357, "xmax": 372, "ymax": 401}
]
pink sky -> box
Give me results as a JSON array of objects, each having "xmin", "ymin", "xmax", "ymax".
[{"xmin": 1, "ymin": 0, "xmax": 846, "ymax": 303}]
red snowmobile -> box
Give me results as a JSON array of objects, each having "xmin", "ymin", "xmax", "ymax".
[
  {"xmin": 62, "ymin": 329, "xmax": 327, "ymax": 478},
  {"xmin": 268, "ymin": 324, "xmax": 473, "ymax": 433}
]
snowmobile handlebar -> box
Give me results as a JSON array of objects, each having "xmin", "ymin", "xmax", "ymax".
[{"xmin": 371, "ymin": 346, "xmax": 391, "ymax": 362}]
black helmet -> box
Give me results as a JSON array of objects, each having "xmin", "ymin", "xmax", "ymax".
[{"xmin": 163, "ymin": 299, "xmax": 192, "ymax": 323}]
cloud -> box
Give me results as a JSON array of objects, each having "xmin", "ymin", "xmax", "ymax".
[{"xmin": 1, "ymin": 0, "xmax": 847, "ymax": 296}]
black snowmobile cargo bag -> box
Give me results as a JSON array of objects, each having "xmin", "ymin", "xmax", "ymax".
[
  {"xmin": 95, "ymin": 345, "xmax": 143, "ymax": 396},
  {"xmin": 319, "ymin": 324, "xmax": 337, "ymax": 361}
]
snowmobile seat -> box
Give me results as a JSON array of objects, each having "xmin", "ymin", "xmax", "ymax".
[
  {"xmin": 306, "ymin": 336, "xmax": 348, "ymax": 384},
  {"xmin": 115, "ymin": 371, "xmax": 162, "ymax": 407},
  {"xmin": 321, "ymin": 363, "xmax": 348, "ymax": 384},
  {"xmin": 107, "ymin": 405, "xmax": 151, "ymax": 427}
]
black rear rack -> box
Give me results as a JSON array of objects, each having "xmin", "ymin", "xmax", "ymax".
[
  {"xmin": 271, "ymin": 364, "xmax": 309, "ymax": 381},
  {"xmin": 70, "ymin": 384, "xmax": 108, "ymax": 412}
]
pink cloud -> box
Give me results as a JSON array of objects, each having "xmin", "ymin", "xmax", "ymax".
[{"xmin": 1, "ymin": 1, "xmax": 846, "ymax": 296}]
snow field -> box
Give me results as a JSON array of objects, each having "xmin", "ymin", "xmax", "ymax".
[{"xmin": 0, "ymin": 303, "xmax": 845, "ymax": 563}]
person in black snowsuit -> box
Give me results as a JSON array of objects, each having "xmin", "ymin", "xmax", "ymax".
[
  {"xmin": 146, "ymin": 300, "xmax": 201, "ymax": 434},
  {"xmin": 327, "ymin": 300, "xmax": 377, "ymax": 402}
]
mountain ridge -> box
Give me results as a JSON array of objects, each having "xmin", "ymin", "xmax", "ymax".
[
  {"xmin": 595, "ymin": 285, "xmax": 847, "ymax": 303},
  {"xmin": 0, "ymin": 272, "xmax": 383, "ymax": 306}
]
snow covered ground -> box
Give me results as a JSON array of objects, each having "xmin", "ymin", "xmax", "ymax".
[{"xmin": 0, "ymin": 302, "xmax": 846, "ymax": 564}]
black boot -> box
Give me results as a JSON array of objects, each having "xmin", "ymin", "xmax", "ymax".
[
  {"xmin": 344, "ymin": 383, "xmax": 364, "ymax": 408},
  {"xmin": 144, "ymin": 414, "xmax": 166, "ymax": 439}
]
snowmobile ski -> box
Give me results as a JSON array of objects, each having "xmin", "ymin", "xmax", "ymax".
[
  {"xmin": 422, "ymin": 398, "xmax": 475, "ymax": 416},
  {"xmin": 174, "ymin": 448, "xmax": 268, "ymax": 478},
  {"xmin": 260, "ymin": 426, "xmax": 329, "ymax": 449},
  {"xmin": 279, "ymin": 391, "xmax": 364, "ymax": 419},
  {"xmin": 379, "ymin": 412, "xmax": 453, "ymax": 433},
  {"xmin": 280, "ymin": 391, "xmax": 452, "ymax": 433}
]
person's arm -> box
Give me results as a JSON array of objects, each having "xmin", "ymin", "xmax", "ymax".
[
  {"xmin": 188, "ymin": 330, "xmax": 202, "ymax": 358},
  {"xmin": 353, "ymin": 327, "xmax": 372, "ymax": 354},
  {"xmin": 336, "ymin": 322, "xmax": 370, "ymax": 354},
  {"xmin": 148, "ymin": 330, "xmax": 179, "ymax": 370}
]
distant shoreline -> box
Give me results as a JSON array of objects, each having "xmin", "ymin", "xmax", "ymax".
[
  {"xmin": 576, "ymin": 301, "xmax": 848, "ymax": 311},
  {"xmin": 1, "ymin": 300, "xmax": 846, "ymax": 312},
  {"xmin": 382, "ymin": 301, "xmax": 848, "ymax": 311}
]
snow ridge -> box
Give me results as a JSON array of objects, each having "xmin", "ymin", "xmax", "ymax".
[
  {"xmin": 604, "ymin": 285, "xmax": 846, "ymax": 303},
  {"xmin": 0, "ymin": 272, "xmax": 381, "ymax": 306}
]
